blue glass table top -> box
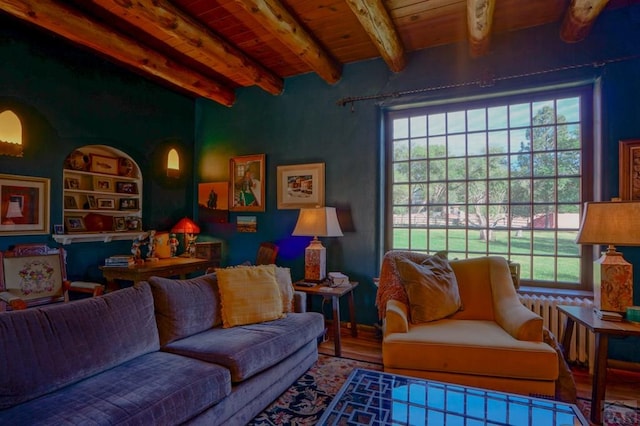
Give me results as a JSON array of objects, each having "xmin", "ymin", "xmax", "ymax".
[{"xmin": 318, "ymin": 368, "xmax": 587, "ymax": 425}]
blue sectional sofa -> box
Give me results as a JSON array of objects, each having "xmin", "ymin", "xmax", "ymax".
[{"xmin": 0, "ymin": 273, "xmax": 324, "ymax": 425}]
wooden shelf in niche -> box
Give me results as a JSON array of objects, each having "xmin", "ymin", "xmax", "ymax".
[{"xmin": 58, "ymin": 144, "xmax": 143, "ymax": 244}]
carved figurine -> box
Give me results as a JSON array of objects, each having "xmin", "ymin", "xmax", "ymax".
[
  {"xmin": 168, "ymin": 233, "xmax": 179, "ymax": 257},
  {"xmin": 186, "ymin": 234, "xmax": 198, "ymax": 257},
  {"xmin": 146, "ymin": 230, "xmax": 158, "ymax": 262}
]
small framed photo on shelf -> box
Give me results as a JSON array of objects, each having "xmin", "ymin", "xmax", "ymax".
[
  {"xmin": 64, "ymin": 195, "xmax": 78, "ymax": 209},
  {"xmin": 89, "ymin": 154, "xmax": 120, "ymax": 175},
  {"xmin": 125, "ymin": 216, "xmax": 141, "ymax": 231},
  {"xmin": 118, "ymin": 198, "xmax": 139, "ymax": 210},
  {"xmin": 116, "ymin": 181, "xmax": 138, "ymax": 194},
  {"xmin": 65, "ymin": 216, "xmax": 86, "ymax": 232},
  {"xmin": 113, "ymin": 216, "xmax": 126, "ymax": 232},
  {"xmin": 86, "ymin": 195, "xmax": 97, "ymax": 209},
  {"xmin": 54, "ymin": 224, "xmax": 64, "ymax": 235},
  {"xmin": 97, "ymin": 198, "xmax": 115, "ymax": 210},
  {"xmin": 93, "ymin": 176, "xmax": 114, "ymax": 192},
  {"xmin": 64, "ymin": 176, "xmax": 81, "ymax": 190}
]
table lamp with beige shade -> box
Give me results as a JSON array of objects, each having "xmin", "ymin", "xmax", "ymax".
[
  {"xmin": 292, "ymin": 207, "xmax": 343, "ymax": 282},
  {"xmin": 575, "ymin": 200, "xmax": 640, "ymax": 314}
]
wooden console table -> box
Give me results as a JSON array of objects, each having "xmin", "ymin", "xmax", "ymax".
[{"xmin": 100, "ymin": 257, "xmax": 216, "ymax": 291}]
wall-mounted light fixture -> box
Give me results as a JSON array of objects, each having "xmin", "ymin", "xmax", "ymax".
[
  {"xmin": 167, "ymin": 148, "xmax": 180, "ymax": 178},
  {"xmin": 0, "ymin": 110, "xmax": 23, "ymax": 157}
]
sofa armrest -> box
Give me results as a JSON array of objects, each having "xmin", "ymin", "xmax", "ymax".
[
  {"xmin": 495, "ymin": 298, "xmax": 543, "ymax": 342},
  {"xmin": 293, "ymin": 290, "xmax": 307, "ymax": 313},
  {"xmin": 0, "ymin": 291, "xmax": 27, "ymax": 310},
  {"xmin": 384, "ymin": 299, "xmax": 409, "ymax": 336}
]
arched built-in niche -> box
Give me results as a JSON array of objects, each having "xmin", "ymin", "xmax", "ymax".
[{"xmin": 54, "ymin": 145, "xmax": 145, "ymax": 244}]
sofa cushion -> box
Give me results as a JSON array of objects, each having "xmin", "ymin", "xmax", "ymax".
[
  {"xmin": 0, "ymin": 351, "xmax": 231, "ymax": 425},
  {"xmin": 0, "ymin": 283, "xmax": 159, "ymax": 409},
  {"xmin": 149, "ymin": 273, "xmax": 221, "ymax": 346},
  {"xmin": 397, "ymin": 253, "xmax": 461, "ymax": 322},
  {"xmin": 383, "ymin": 319, "xmax": 558, "ymax": 381},
  {"xmin": 216, "ymin": 265, "xmax": 284, "ymax": 327},
  {"xmin": 162, "ymin": 312, "xmax": 324, "ymax": 382},
  {"xmin": 275, "ymin": 266, "xmax": 295, "ymax": 313}
]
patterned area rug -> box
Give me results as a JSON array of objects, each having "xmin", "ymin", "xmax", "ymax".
[
  {"xmin": 248, "ymin": 355, "xmax": 382, "ymax": 425},
  {"xmin": 577, "ymin": 398, "xmax": 639, "ymax": 425},
  {"xmin": 249, "ymin": 355, "xmax": 639, "ymax": 425}
]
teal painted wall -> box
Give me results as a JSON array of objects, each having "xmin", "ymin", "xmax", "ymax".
[
  {"xmin": 195, "ymin": 8, "xmax": 640, "ymax": 361},
  {"xmin": 0, "ymin": 15, "xmax": 196, "ymax": 282},
  {"xmin": 2, "ymin": 5, "xmax": 640, "ymax": 362}
]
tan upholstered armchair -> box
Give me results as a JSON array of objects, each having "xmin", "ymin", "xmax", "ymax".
[{"xmin": 377, "ymin": 252, "xmax": 559, "ymax": 397}]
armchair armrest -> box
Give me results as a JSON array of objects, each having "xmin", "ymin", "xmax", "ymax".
[
  {"xmin": 70, "ymin": 281, "xmax": 105, "ymax": 297},
  {"xmin": 0, "ymin": 291, "xmax": 27, "ymax": 310},
  {"xmin": 293, "ymin": 290, "xmax": 307, "ymax": 313},
  {"xmin": 495, "ymin": 297, "xmax": 543, "ymax": 342},
  {"xmin": 384, "ymin": 299, "xmax": 409, "ymax": 336}
]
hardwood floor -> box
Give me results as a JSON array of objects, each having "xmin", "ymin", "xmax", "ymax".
[{"xmin": 319, "ymin": 325, "xmax": 640, "ymax": 405}]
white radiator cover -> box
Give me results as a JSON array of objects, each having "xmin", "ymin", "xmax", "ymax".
[{"xmin": 519, "ymin": 294, "xmax": 595, "ymax": 374}]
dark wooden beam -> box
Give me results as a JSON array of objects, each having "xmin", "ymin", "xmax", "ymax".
[
  {"xmin": 344, "ymin": 0, "xmax": 406, "ymax": 72},
  {"xmin": 467, "ymin": 0, "xmax": 496, "ymax": 57},
  {"xmin": 85, "ymin": 0, "xmax": 283, "ymax": 95},
  {"xmin": 0, "ymin": 0, "xmax": 235, "ymax": 106},
  {"xmin": 233, "ymin": 0, "xmax": 342, "ymax": 84},
  {"xmin": 560, "ymin": 0, "xmax": 610, "ymax": 42}
]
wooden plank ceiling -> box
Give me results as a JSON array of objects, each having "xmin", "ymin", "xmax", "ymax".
[{"xmin": 0, "ymin": 0, "xmax": 624, "ymax": 106}]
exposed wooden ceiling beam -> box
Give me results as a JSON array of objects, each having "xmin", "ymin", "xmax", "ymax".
[
  {"xmin": 0, "ymin": 0, "xmax": 235, "ymax": 106},
  {"xmin": 233, "ymin": 0, "xmax": 342, "ymax": 84},
  {"xmin": 560, "ymin": 0, "xmax": 610, "ymax": 42},
  {"xmin": 84, "ymin": 0, "xmax": 283, "ymax": 95},
  {"xmin": 467, "ymin": 0, "xmax": 496, "ymax": 57},
  {"xmin": 344, "ymin": 0, "xmax": 406, "ymax": 72}
]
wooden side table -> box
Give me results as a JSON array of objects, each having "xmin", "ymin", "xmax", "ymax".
[
  {"xmin": 293, "ymin": 281, "xmax": 358, "ymax": 357},
  {"xmin": 557, "ymin": 305, "xmax": 640, "ymax": 425},
  {"xmin": 100, "ymin": 257, "xmax": 216, "ymax": 291}
]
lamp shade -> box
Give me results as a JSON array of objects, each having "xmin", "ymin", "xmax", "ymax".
[
  {"xmin": 292, "ymin": 207, "xmax": 343, "ymax": 238},
  {"xmin": 171, "ymin": 217, "xmax": 200, "ymax": 234},
  {"xmin": 576, "ymin": 201, "xmax": 640, "ymax": 246}
]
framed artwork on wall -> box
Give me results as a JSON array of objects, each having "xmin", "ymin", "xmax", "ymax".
[
  {"xmin": 619, "ymin": 139, "xmax": 640, "ymax": 200},
  {"xmin": 276, "ymin": 163, "xmax": 325, "ymax": 209},
  {"xmin": 229, "ymin": 154, "xmax": 265, "ymax": 212},
  {"xmin": 0, "ymin": 174, "xmax": 50, "ymax": 235},
  {"xmin": 198, "ymin": 181, "xmax": 229, "ymax": 223}
]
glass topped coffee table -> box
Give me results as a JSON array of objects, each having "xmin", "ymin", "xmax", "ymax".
[{"xmin": 318, "ymin": 368, "xmax": 587, "ymax": 425}]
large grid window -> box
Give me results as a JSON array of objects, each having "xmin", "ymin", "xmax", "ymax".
[{"xmin": 385, "ymin": 87, "xmax": 593, "ymax": 289}]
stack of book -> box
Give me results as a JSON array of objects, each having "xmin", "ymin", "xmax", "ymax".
[
  {"xmin": 594, "ymin": 309, "xmax": 623, "ymax": 322},
  {"xmin": 104, "ymin": 255, "xmax": 134, "ymax": 267}
]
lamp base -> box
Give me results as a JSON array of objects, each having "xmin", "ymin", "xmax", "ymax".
[
  {"xmin": 594, "ymin": 249, "xmax": 634, "ymax": 313},
  {"xmin": 304, "ymin": 238, "xmax": 326, "ymax": 282}
]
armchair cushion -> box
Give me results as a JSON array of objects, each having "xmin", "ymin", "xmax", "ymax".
[{"xmin": 397, "ymin": 254, "xmax": 461, "ymax": 322}]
